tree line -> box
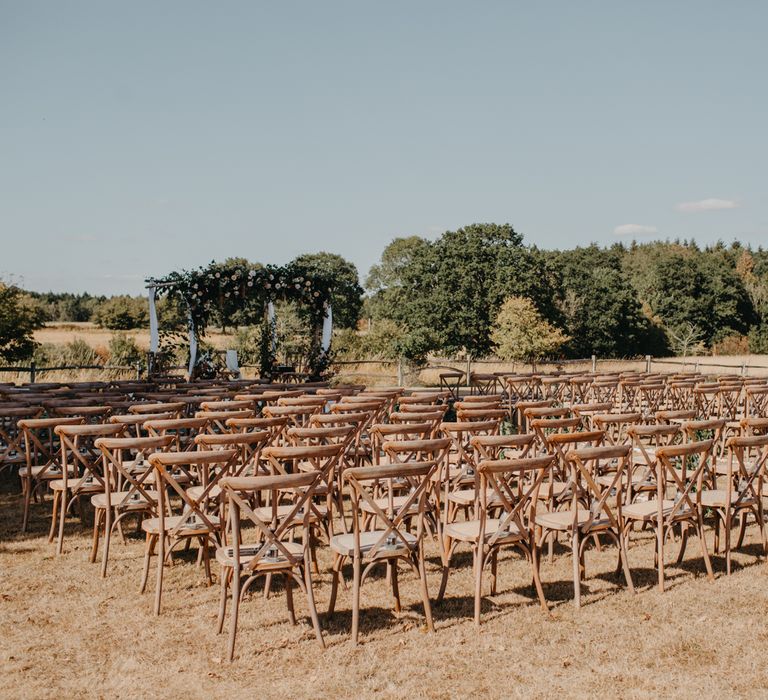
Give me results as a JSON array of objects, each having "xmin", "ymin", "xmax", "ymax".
[{"xmin": 2, "ymin": 224, "xmax": 768, "ymax": 364}]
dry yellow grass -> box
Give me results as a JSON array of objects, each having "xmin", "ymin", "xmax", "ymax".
[{"xmin": 2, "ymin": 474, "xmax": 768, "ymax": 698}]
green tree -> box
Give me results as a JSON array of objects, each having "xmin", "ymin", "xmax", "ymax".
[
  {"xmin": 94, "ymin": 295, "xmax": 149, "ymax": 330},
  {"xmin": 0, "ymin": 283, "xmax": 45, "ymax": 362},
  {"xmin": 491, "ymin": 296, "xmax": 569, "ymax": 365},
  {"xmin": 292, "ymin": 252, "xmax": 363, "ymax": 329}
]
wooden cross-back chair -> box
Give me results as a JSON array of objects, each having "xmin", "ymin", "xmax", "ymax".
[
  {"xmin": 225, "ymin": 416, "xmax": 289, "ymax": 448},
  {"xmin": 454, "ymin": 406, "xmax": 506, "ymax": 423},
  {"xmin": 537, "ymin": 444, "xmax": 635, "ymax": 608},
  {"xmin": 666, "ymin": 381, "xmax": 697, "ymax": 412},
  {"xmin": 369, "ymin": 422, "xmax": 433, "ymax": 467},
  {"xmin": 261, "ymin": 404, "xmax": 320, "ymax": 428},
  {"xmin": 128, "ymin": 401, "xmax": 185, "ymax": 417},
  {"xmin": 328, "ymin": 460, "xmax": 438, "ymax": 645},
  {"xmin": 745, "ymin": 385, "xmax": 768, "ymax": 418},
  {"xmin": 109, "ymin": 412, "xmax": 176, "ymax": 438},
  {"xmin": 216, "ymin": 471, "xmax": 325, "ymax": 661},
  {"xmin": 587, "ymin": 378, "xmax": 619, "ymax": 405},
  {"xmin": 513, "ymin": 399, "xmax": 556, "ymax": 432},
  {"xmin": 92, "ymin": 434, "xmax": 175, "ymax": 577},
  {"xmin": 622, "ymin": 439, "xmax": 716, "ymax": 592},
  {"xmin": 389, "ymin": 410, "xmax": 445, "ymax": 435},
  {"xmin": 195, "ymin": 409, "xmax": 255, "ymax": 434},
  {"xmin": 0, "ymin": 406, "xmax": 42, "ymax": 478},
  {"xmin": 442, "ymin": 454, "xmax": 556, "ymax": 622},
  {"xmin": 50, "ymin": 422, "xmax": 126, "ymax": 554},
  {"xmin": 636, "ymin": 383, "xmax": 667, "ymax": 419},
  {"xmin": 592, "ymin": 412, "xmax": 642, "ymax": 446},
  {"xmin": 18, "ymin": 416, "xmax": 84, "ymax": 531},
  {"xmin": 143, "ymin": 448, "xmax": 239, "ymax": 614},
  {"xmin": 705, "ymin": 434, "xmax": 768, "ymax": 574},
  {"xmin": 143, "ymin": 416, "xmax": 209, "ymax": 451},
  {"xmin": 569, "ymin": 402, "xmax": 614, "ymax": 430}
]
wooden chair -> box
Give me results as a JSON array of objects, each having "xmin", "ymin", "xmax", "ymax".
[
  {"xmin": 217, "ymin": 471, "xmax": 325, "ymax": 660},
  {"xmin": 143, "ymin": 448, "xmax": 238, "ymax": 614},
  {"xmin": 18, "ymin": 416, "xmax": 83, "ymax": 531},
  {"xmin": 328, "ymin": 460, "xmax": 438, "ymax": 645},
  {"xmin": 0, "ymin": 406, "xmax": 41, "ymax": 479},
  {"xmin": 536, "ymin": 444, "xmax": 635, "ymax": 608},
  {"xmin": 706, "ymin": 434, "xmax": 768, "ymax": 574},
  {"xmin": 92, "ymin": 434, "xmax": 175, "ymax": 576},
  {"xmin": 621, "ymin": 440, "xmax": 716, "ymax": 592}
]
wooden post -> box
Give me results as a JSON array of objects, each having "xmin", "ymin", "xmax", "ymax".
[
  {"xmin": 466, "ymin": 355, "xmax": 471, "ymax": 388},
  {"xmin": 135, "ymin": 362, "xmax": 142, "ymax": 380},
  {"xmin": 29, "ymin": 360, "xmax": 36, "ymax": 384},
  {"xmin": 645, "ymin": 355, "xmax": 652, "ymax": 373},
  {"xmin": 397, "ymin": 357, "xmax": 403, "ymax": 387},
  {"xmin": 591, "ymin": 355, "xmax": 597, "ymax": 372}
]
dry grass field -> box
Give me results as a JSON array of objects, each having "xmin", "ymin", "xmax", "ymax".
[{"xmin": 2, "ymin": 472, "xmax": 768, "ymax": 699}]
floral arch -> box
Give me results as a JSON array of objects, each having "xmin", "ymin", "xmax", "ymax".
[{"xmin": 146, "ymin": 259, "xmax": 334, "ymax": 380}]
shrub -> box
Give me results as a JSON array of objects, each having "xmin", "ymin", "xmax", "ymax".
[
  {"xmin": 94, "ymin": 296, "xmax": 148, "ymax": 330},
  {"xmin": 711, "ymin": 333, "xmax": 749, "ymax": 356},
  {"xmin": 108, "ymin": 333, "xmax": 144, "ymax": 367}
]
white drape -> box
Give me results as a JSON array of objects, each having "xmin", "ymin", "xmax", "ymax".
[
  {"xmin": 321, "ymin": 304, "xmax": 333, "ymax": 353},
  {"xmin": 187, "ymin": 312, "xmax": 197, "ymax": 378},
  {"xmin": 267, "ymin": 301, "xmax": 277, "ymax": 353},
  {"xmin": 148, "ymin": 286, "xmax": 159, "ymax": 353},
  {"xmin": 225, "ymin": 349, "xmax": 240, "ymax": 377}
]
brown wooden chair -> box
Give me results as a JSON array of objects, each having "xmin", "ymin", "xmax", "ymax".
[
  {"xmin": 536, "ymin": 444, "xmax": 635, "ymax": 608},
  {"xmin": 328, "ymin": 460, "xmax": 438, "ymax": 644},
  {"xmin": 217, "ymin": 471, "xmax": 325, "ymax": 660},
  {"xmin": 50, "ymin": 422, "xmax": 126, "ymax": 554},
  {"xmin": 18, "ymin": 416, "xmax": 83, "ymax": 531},
  {"xmin": 92, "ymin": 434, "xmax": 175, "ymax": 576},
  {"xmin": 621, "ymin": 439, "xmax": 716, "ymax": 592},
  {"xmin": 143, "ymin": 448, "xmax": 238, "ymax": 614}
]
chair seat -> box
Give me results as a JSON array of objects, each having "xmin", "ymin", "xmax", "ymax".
[
  {"xmin": 444, "ymin": 518, "xmax": 523, "ymax": 543},
  {"xmin": 623, "ymin": 499, "xmax": 687, "ymax": 521},
  {"xmin": 91, "ymin": 489, "xmax": 159, "ymax": 509},
  {"xmin": 447, "ymin": 488, "xmax": 500, "ymax": 507},
  {"xmin": 700, "ymin": 489, "xmax": 756, "ymax": 508},
  {"xmin": 596, "ymin": 472, "xmax": 653, "ymax": 489},
  {"xmin": 360, "ymin": 494, "xmax": 421, "ymax": 515},
  {"xmin": 632, "ymin": 446, "xmax": 657, "ymax": 464},
  {"xmin": 535, "ymin": 508, "xmax": 611, "ymax": 531},
  {"xmin": 18, "ymin": 465, "xmax": 75, "ymax": 479},
  {"xmin": 536, "ymin": 480, "xmax": 570, "ymax": 499},
  {"xmin": 330, "ymin": 530, "xmax": 417, "ymax": 557},
  {"xmin": 186, "ymin": 484, "xmax": 222, "ymax": 501},
  {"xmin": 252, "ymin": 503, "xmax": 327, "ymax": 522},
  {"xmin": 141, "ymin": 513, "xmax": 220, "ymax": 535},
  {"xmin": 49, "ymin": 477, "xmax": 102, "ymax": 493},
  {"xmin": 216, "ymin": 541, "xmax": 303, "ymax": 569}
]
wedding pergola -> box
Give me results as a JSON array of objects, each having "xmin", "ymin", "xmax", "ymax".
[{"xmin": 145, "ymin": 259, "xmax": 333, "ymax": 380}]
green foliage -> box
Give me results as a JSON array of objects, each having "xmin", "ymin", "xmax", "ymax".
[
  {"xmin": 107, "ymin": 333, "xmax": 144, "ymax": 367},
  {"xmin": 33, "ymin": 338, "xmax": 101, "ymax": 368},
  {"xmin": 0, "ymin": 283, "xmax": 45, "ymax": 363},
  {"xmin": 94, "ymin": 295, "xmax": 149, "ymax": 330},
  {"xmin": 748, "ymin": 325, "xmax": 768, "ymax": 354},
  {"xmin": 333, "ymin": 319, "xmax": 406, "ymax": 361},
  {"xmin": 491, "ymin": 296, "xmax": 569, "ymax": 363}
]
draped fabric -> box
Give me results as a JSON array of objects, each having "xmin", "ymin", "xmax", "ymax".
[
  {"xmin": 321, "ymin": 304, "xmax": 333, "ymax": 353},
  {"xmin": 148, "ymin": 286, "xmax": 159, "ymax": 353},
  {"xmin": 187, "ymin": 312, "xmax": 197, "ymax": 378},
  {"xmin": 267, "ymin": 301, "xmax": 277, "ymax": 353}
]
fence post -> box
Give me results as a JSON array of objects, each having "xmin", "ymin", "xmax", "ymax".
[
  {"xmin": 741, "ymin": 361, "xmax": 747, "ymax": 376},
  {"xmin": 397, "ymin": 357, "xmax": 403, "ymax": 387},
  {"xmin": 591, "ymin": 354, "xmax": 596, "ymax": 372},
  {"xmin": 466, "ymin": 355, "xmax": 471, "ymax": 388},
  {"xmin": 645, "ymin": 355, "xmax": 652, "ymax": 373},
  {"xmin": 29, "ymin": 360, "xmax": 36, "ymax": 384},
  {"xmin": 135, "ymin": 362, "xmax": 142, "ymax": 380}
]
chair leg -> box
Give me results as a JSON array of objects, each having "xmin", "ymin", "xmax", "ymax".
[
  {"xmin": 725, "ymin": 510, "xmax": 733, "ymax": 576},
  {"xmin": 490, "ymin": 549, "xmax": 499, "ymax": 596},
  {"xmin": 657, "ymin": 523, "xmax": 665, "ymax": 593},
  {"xmin": 48, "ymin": 490, "xmax": 59, "ymax": 543},
  {"xmin": 304, "ymin": 558, "xmax": 325, "ymax": 648},
  {"xmin": 696, "ymin": 512, "xmax": 715, "ymax": 582},
  {"xmin": 227, "ymin": 568, "xmax": 241, "ymax": 661},
  {"xmin": 140, "ymin": 534, "xmax": 154, "ymax": 593},
  {"xmin": 351, "ymin": 553, "xmax": 361, "ymax": 645},
  {"xmin": 217, "ymin": 566, "xmax": 229, "ymax": 634},
  {"xmin": 328, "ymin": 553, "xmax": 342, "ymax": 615},
  {"xmin": 56, "ymin": 490, "xmax": 68, "ymax": 554},
  {"xmin": 154, "ymin": 533, "xmax": 165, "ymax": 615},
  {"xmin": 101, "ymin": 509, "xmax": 113, "ymax": 579},
  {"xmin": 437, "ymin": 537, "xmax": 452, "ymax": 602},
  {"xmin": 619, "ymin": 533, "xmax": 635, "ymax": 594},
  {"xmin": 285, "ymin": 573, "xmax": 296, "ymax": 625},
  {"xmin": 90, "ymin": 508, "xmax": 102, "ymax": 564},
  {"xmin": 390, "ymin": 561, "xmax": 401, "ymax": 613},
  {"xmin": 21, "ymin": 478, "xmax": 32, "ymax": 532},
  {"xmin": 417, "ymin": 547, "xmax": 435, "ymax": 633},
  {"xmin": 531, "ymin": 542, "xmax": 548, "ymax": 613},
  {"xmin": 571, "ymin": 530, "xmax": 581, "ymax": 608},
  {"xmin": 473, "ymin": 546, "xmax": 483, "ymax": 627}
]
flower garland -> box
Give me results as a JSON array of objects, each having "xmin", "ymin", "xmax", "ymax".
[{"xmin": 149, "ymin": 259, "xmax": 334, "ymax": 379}]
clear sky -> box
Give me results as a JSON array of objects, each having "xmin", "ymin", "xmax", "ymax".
[{"xmin": 2, "ymin": 1, "xmax": 766, "ymax": 295}]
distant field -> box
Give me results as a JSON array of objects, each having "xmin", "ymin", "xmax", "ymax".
[{"xmin": 18, "ymin": 323, "xmax": 768, "ymax": 385}]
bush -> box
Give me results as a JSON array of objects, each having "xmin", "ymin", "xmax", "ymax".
[
  {"xmin": 748, "ymin": 325, "xmax": 768, "ymax": 354},
  {"xmin": 232, "ymin": 326, "xmax": 263, "ymax": 366},
  {"xmin": 33, "ymin": 338, "xmax": 102, "ymax": 368},
  {"xmin": 0, "ymin": 283, "xmax": 45, "ymax": 362},
  {"xmin": 711, "ymin": 333, "xmax": 749, "ymax": 356},
  {"xmin": 108, "ymin": 333, "xmax": 144, "ymax": 368},
  {"xmin": 94, "ymin": 296, "xmax": 149, "ymax": 330},
  {"xmin": 491, "ymin": 296, "xmax": 569, "ymax": 364}
]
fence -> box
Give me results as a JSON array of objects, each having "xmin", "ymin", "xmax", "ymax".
[{"xmin": 2, "ymin": 354, "xmax": 768, "ymax": 386}]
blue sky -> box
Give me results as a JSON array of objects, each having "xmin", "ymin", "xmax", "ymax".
[{"xmin": 1, "ymin": 1, "xmax": 766, "ymax": 295}]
